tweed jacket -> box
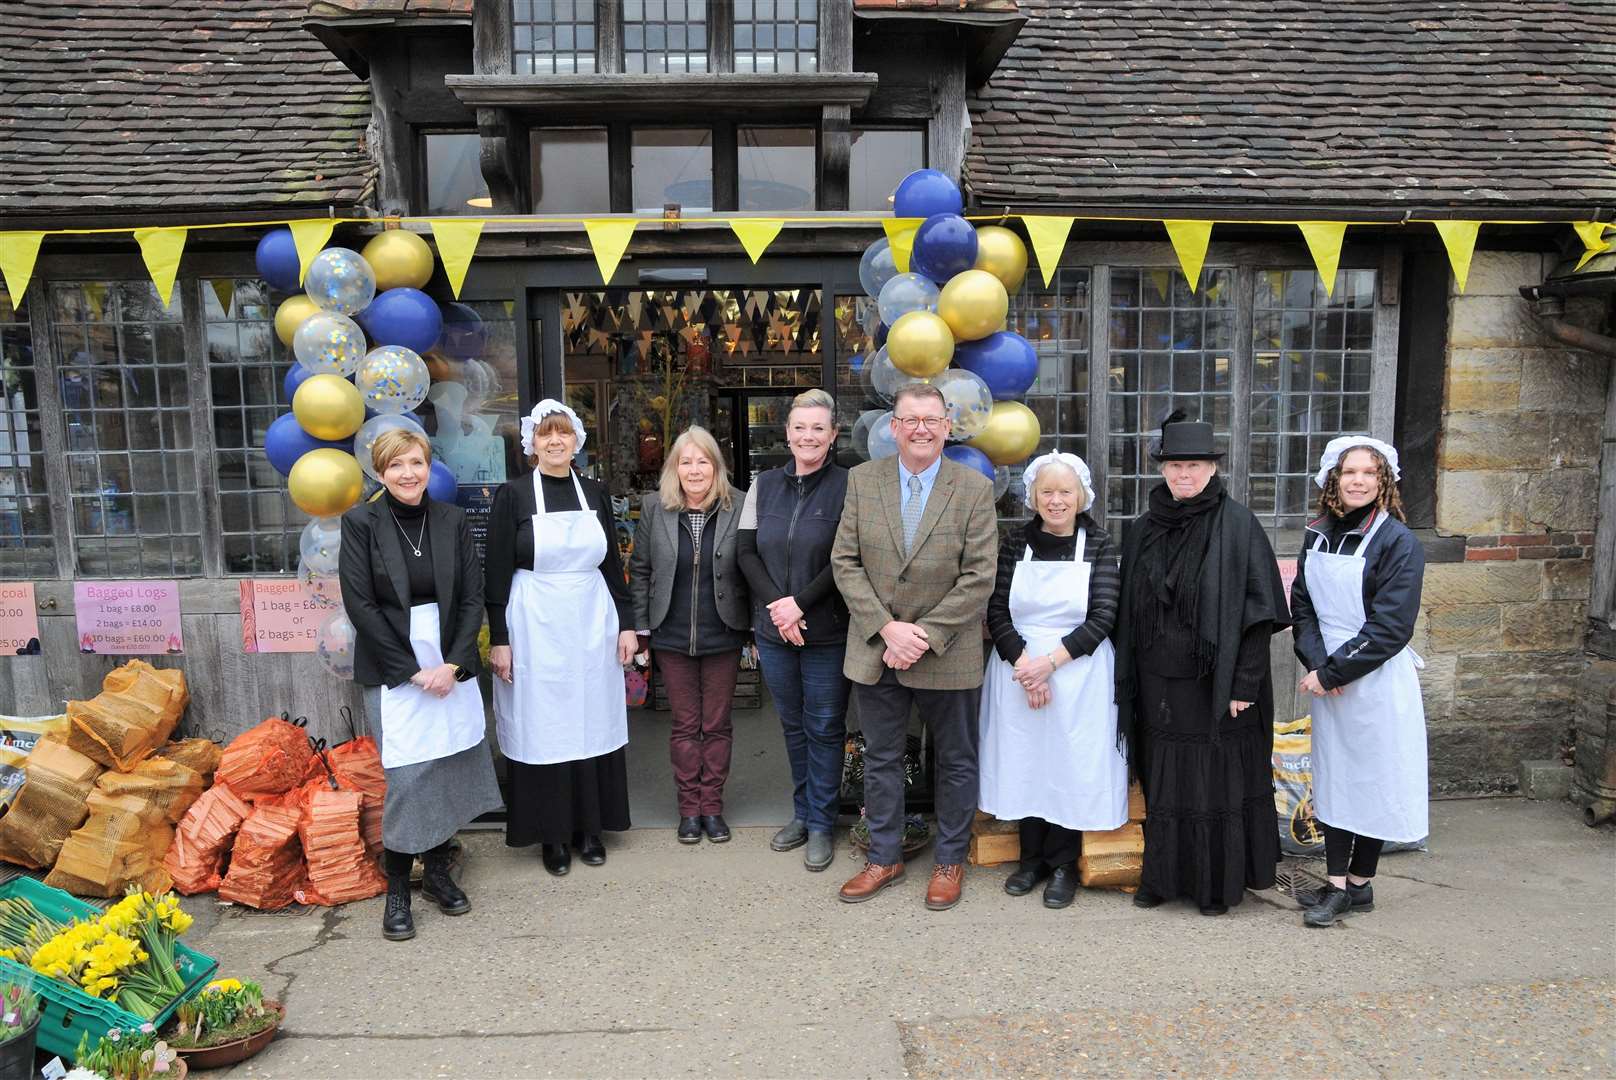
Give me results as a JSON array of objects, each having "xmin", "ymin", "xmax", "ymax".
[
  {"xmin": 830, "ymin": 456, "xmax": 998, "ymax": 690},
  {"xmin": 628, "ymin": 492, "xmax": 751, "ymax": 635}
]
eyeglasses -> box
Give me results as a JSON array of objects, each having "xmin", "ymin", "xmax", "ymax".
[{"xmin": 894, "ymin": 416, "xmax": 948, "ymax": 432}]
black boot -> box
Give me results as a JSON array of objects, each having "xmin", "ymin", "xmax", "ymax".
[
  {"xmin": 422, "ymin": 844, "xmax": 470, "ymax": 915},
  {"xmin": 382, "ymin": 873, "xmax": 414, "ymax": 941},
  {"xmin": 541, "ymin": 842, "xmax": 571, "ymax": 876},
  {"xmin": 576, "ymin": 834, "xmax": 606, "ymax": 866}
]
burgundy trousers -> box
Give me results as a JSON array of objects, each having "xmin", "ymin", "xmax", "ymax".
[{"xmin": 655, "ymin": 649, "xmax": 741, "ymax": 816}]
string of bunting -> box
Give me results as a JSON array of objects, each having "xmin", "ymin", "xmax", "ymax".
[{"xmin": 0, "ymin": 213, "xmax": 1609, "ymax": 310}]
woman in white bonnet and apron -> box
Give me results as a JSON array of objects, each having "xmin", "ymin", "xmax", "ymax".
[
  {"xmin": 485, "ymin": 400, "xmax": 639, "ymax": 879},
  {"xmin": 979, "ymin": 452, "xmax": 1127, "ymax": 909},
  {"xmin": 1290, "ymin": 435, "xmax": 1427, "ymax": 928}
]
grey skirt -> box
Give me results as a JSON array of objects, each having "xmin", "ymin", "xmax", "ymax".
[{"xmin": 363, "ymin": 685, "xmax": 505, "ymax": 854}]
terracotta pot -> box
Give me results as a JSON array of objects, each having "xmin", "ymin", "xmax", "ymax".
[{"xmin": 171, "ymin": 1001, "xmax": 283, "ymax": 1072}]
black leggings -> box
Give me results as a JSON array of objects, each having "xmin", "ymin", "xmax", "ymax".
[
  {"xmin": 1322, "ymin": 822, "xmax": 1385, "ymax": 879},
  {"xmin": 384, "ymin": 842, "xmax": 453, "ymax": 878}
]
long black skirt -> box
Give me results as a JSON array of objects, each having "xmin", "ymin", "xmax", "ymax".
[
  {"xmin": 1136, "ymin": 669, "xmax": 1278, "ymax": 908},
  {"xmin": 504, "ymin": 748, "xmax": 632, "ymax": 847}
]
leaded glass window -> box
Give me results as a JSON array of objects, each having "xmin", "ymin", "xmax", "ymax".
[
  {"xmin": 0, "ymin": 289, "xmax": 51, "ymax": 578},
  {"xmin": 734, "ymin": 0, "xmax": 818, "ymax": 73},
  {"xmin": 512, "ymin": 0, "xmax": 597, "ymax": 75},
  {"xmin": 1007, "ymin": 268, "xmax": 1091, "ymax": 513},
  {"xmin": 623, "ymin": 0, "xmax": 708, "ymax": 73}
]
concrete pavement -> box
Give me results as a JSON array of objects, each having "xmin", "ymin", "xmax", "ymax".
[{"xmin": 186, "ymin": 798, "xmax": 1613, "ymax": 1079}]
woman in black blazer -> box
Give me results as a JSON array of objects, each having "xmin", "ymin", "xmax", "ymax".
[{"xmin": 340, "ymin": 428, "xmax": 501, "ymax": 943}]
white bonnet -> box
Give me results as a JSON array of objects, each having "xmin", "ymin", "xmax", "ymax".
[
  {"xmin": 520, "ymin": 399, "xmax": 587, "ymax": 457},
  {"xmin": 1021, "ymin": 452, "xmax": 1096, "ymax": 512},
  {"xmin": 1314, "ymin": 435, "xmax": 1400, "ymax": 488}
]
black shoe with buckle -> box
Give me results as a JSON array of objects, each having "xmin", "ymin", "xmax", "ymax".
[
  {"xmin": 382, "ymin": 874, "xmax": 415, "ymax": 941},
  {"xmin": 678, "ymin": 816, "xmax": 703, "ymax": 844},
  {"xmin": 541, "ymin": 842, "xmax": 571, "ymax": 876},
  {"xmin": 421, "ymin": 846, "xmax": 469, "ymax": 915}
]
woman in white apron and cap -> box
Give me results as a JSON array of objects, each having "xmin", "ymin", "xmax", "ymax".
[
  {"xmin": 980, "ymin": 452, "xmax": 1127, "ymax": 909},
  {"xmin": 340, "ymin": 427, "xmax": 502, "ymax": 942},
  {"xmin": 485, "ymin": 401, "xmax": 639, "ymax": 878},
  {"xmin": 1291, "ymin": 435, "xmax": 1427, "ymax": 928}
]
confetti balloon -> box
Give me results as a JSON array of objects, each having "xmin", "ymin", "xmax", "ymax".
[
  {"xmin": 866, "ymin": 411, "xmax": 899, "ymax": 460},
  {"xmin": 356, "ymin": 345, "xmax": 430, "ymax": 416},
  {"xmin": 994, "ymin": 465, "xmax": 1015, "ymax": 501},
  {"xmin": 299, "ymin": 516, "xmax": 343, "ymax": 576},
  {"xmin": 973, "ymin": 225, "xmax": 1029, "ymax": 293},
  {"xmin": 274, "ymin": 295, "xmax": 321, "ymax": 347},
  {"xmin": 355, "ymin": 413, "xmax": 427, "ymax": 481},
  {"xmin": 292, "ymin": 373, "xmax": 366, "ymax": 441},
  {"xmin": 886, "ymin": 310, "xmax": 955, "ymax": 378},
  {"xmin": 938, "ymin": 269, "xmax": 1010, "ymax": 342},
  {"xmin": 865, "ymin": 347, "xmax": 910, "ymax": 405},
  {"xmin": 288, "ymin": 448, "xmax": 364, "ymax": 517},
  {"xmin": 967, "ymin": 400, "xmax": 1042, "ymax": 466},
  {"xmin": 932, "ymin": 368, "xmax": 995, "ymax": 440},
  {"xmin": 296, "ymin": 557, "xmax": 342, "ymax": 610},
  {"xmin": 858, "ymin": 237, "xmax": 899, "ymax": 300},
  {"xmin": 315, "ymin": 610, "xmax": 357, "ymax": 680},
  {"xmin": 361, "ymin": 230, "xmax": 435, "ymax": 291},
  {"xmin": 293, "ymin": 311, "xmax": 367, "ymax": 376},
  {"xmin": 877, "ymin": 272, "xmax": 940, "ymax": 327},
  {"xmin": 305, "ymin": 247, "xmax": 377, "ymax": 316}
]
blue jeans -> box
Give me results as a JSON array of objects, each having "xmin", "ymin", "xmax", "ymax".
[{"xmin": 755, "ymin": 638, "xmax": 850, "ymax": 833}]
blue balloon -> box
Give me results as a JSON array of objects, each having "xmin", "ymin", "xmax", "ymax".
[
  {"xmin": 255, "ymin": 228, "xmax": 302, "ymax": 294},
  {"xmin": 943, "ymin": 444, "xmax": 995, "ymax": 482},
  {"xmin": 427, "ymin": 460, "xmax": 458, "ymax": 502},
  {"xmin": 283, "ymin": 363, "xmax": 315, "ymax": 405},
  {"xmin": 438, "ymin": 302, "xmax": 488, "ymax": 360},
  {"xmin": 911, "ymin": 214, "xmax": 979, "ymax": 283},
  {"xmin": 873, "ymin": 322, "xmax": 889, "ymax": 350},
  {"xmin": 357, "ymin": 288, "xmax": 443, "ymax": 355},
  {"xmin": 264, "ymin": 412, "xmax": 354, "ymax": 476},
  {"xmin": 894, "ymin": 169, "xmax": 963, "ymax": 220},
  {"xmin": 955, "ymin": 331, "xmax": 1039, "ymax": 401}
]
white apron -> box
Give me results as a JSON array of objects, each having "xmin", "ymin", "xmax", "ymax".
[
  {"xmin": 379, "ymin": 602, "xmax": 487, "ymax": 769},
  {"xmin": 493, "ymin": 470, "xmax": 628, "ymax": 765},
  {"xmin": 1304, "ymin": 511, "xmax": 1429, "ymax": 842},
  {"xmin": 979, "ymin": 531, "xmax": 1129, "ymax": 832}
]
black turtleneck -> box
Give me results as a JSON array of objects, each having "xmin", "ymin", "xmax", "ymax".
[{"xmin": 383, "ymin": 490, "xmax": 436, "ymax": 603}]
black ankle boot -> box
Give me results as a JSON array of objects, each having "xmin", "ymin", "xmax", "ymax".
[
  {"xmin": 422, "ymin": 845, "xmax": 470, "ymax": 915},
  {"xmin": 382, "ymin": 874, "xmax": 414, "ymax": 941},
  {"xmin": 541, "ymin": 842, "xmax": 571, "ymax": 876}
]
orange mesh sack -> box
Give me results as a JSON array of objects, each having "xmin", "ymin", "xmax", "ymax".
[
  {"xmin": 66, "ymin": 661, "xmax": 188, "ymax": 771},
  {"xmin": 44, "ymin": 787, "xmax": 176, "ymax": 898},
  {"xmin": 218, "ymin": 800, "xmax": 305, "ymax": 911},
  {"xmin": 324, "ymin": 738, "xmax": 385, "ymax": 862},
  {"xmin": 164, "ymin": 783, "xmax": 253, "ymax": 895},
  {"xmin": 293, "ymin": 782, "xmax": 386, "ymax": 906},
  {"xmin": 152, "ymin": 738, "xmax": 224, "ymax": 781},
  {"xmin": 0, "ymin": 734, "xmax": 106, "ymax": 869},
  {"xmin": 215, "ymin": 717, "xmax": 313, "ymax": 797}
]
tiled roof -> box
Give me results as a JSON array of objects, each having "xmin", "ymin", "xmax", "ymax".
[
  {"xmin": 307, "ymin": 0, "xmax": 470, "ymax": 16},
  {"xmin": 0, "ymin": 0, "xmax": 375, "ymax": 219},
  {"xmin": 965, "ymin": 0, "xmax": 1616, "ymax": 211}
]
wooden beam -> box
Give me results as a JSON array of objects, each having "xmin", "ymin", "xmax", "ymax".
[
  {"xmin": 821, "ymin": 0, "xmax": 854, "ymax": 74},
  {"xmin": 819, "ymin": 104, "xmax": 851, "ymax": 212},
  {"xmin": 370, "ymin": 52, "xmax": 414, "ymax": 215},
  {"xmin": 446, "ymin": 72, "xmax": 878, "ymax": 110},
  {"xmin": 477, "ymin": 107, "xmax": 531, "ymax": 214},
  {"xmin": 708, "ymin": 0, "xmax": 733, "ymax": 75},
  {"xmin": 472, "ymin": 0, "xmax": 512, "ymax": 75},
  {"xmin": 927, "ymin": 54, "xmax": 967, "ymax": 185}
]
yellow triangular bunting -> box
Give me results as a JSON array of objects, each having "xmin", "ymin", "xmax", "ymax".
[
  {"xmin": 1297, "ymin": 222, "xmax": 1349, "ymax": 298},
  {"xmin": 1163, "ymin": 220, "xmax": 1213, "ymax": 293},
  {"xmin": 1431, "ymin": 221, "xmax": 1480, "ymax": 293},
  {"xmin": 209, "ymin": 279, "xmax": 236, "ymax": 317},
  {"xmin": 730, "ymin": 219, "xmax": 785, "ymax": 265},
  {"xmin": 882, "ymin": 218, "xmax": 923, "ymax": 274},
  {"xmin": 1573, "ymin": 221, "xmax": 1615, "ymax": 270},
  {"xmin": 0, "ymin": 232, "xmax": 45, "ymax": 305},
  {"xmin": 289, "ymin": 220, "xmax": 337, "ymax": 285},
  {"xmin": 583, "ymin": 219, "xmax": 638, "ymax": 284},
  {"xmin": 1021, "ymin": 216, "xmax": 1075, "ymax": 287},
  {"xmin": 134, "ymin": 227, "xmax": 188, "ymax": 309},
  {"xmin": 429, "ymin": 219, "xmax": 485, "ymax": 299}
]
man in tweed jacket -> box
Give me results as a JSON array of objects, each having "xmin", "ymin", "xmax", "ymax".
[{"xmin": 830, "ymin": 384, "xmax": 998, "ymax": 910}]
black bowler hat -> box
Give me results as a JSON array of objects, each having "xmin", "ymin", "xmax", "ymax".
[{"xmin": 1150, "ymin": 409, "xmax": 1224, "ymax": 461}]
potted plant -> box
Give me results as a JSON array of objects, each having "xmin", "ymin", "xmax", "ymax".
[
  {"xmin": 70, "ymin": 1025, "xmax": 184, "ymax": 1080},
  {"xmin": 164, "ymin": 978, "xmax": 282, "ymax": 1070},
  {"xmin": 0, "ymin": 980, "xmax": 40, "ymax": 1080},
  {"xmin": 848, "ymin": 811, "xmax": 932, "ymax": 859}
]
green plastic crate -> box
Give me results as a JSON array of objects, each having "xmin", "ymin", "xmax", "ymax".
[{"xmin": 0, "ymin": 877, "xmax": 218, "ymax": 1059}]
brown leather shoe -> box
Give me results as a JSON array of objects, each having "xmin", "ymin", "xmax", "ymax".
[
  {"xmin": 838, "ymin": 861, "xmax": 905, "ymax": 903},
  {"xmin": 925, "ymin": 863, "xmax": 964, "ymax": 910}
]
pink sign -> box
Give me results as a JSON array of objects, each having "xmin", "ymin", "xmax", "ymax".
[
  {"xmin": 1277, "ymin": 558, "xmax": 1298, "ymax": 605},
  {"xmin": 74, "ymin": 581, "xmax": 183, "ymax": 655},
  {"xmin": 0, "ymin": 583, "xmax": 41, "ymax": 656},
  {"xmin": 239, "ymin": 578, "xmax": 339, "ymax": 654}
]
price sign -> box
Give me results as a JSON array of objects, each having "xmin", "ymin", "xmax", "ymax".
[
  {"xmin": 73, "ymin": 581, "xmax": 183, "ymax": 655},
  {"xmin": 239, "ymin": 578, "xmax": 339, "ymax": 654},
  {"xmin": 0, "ymin": 583, "xmax": 40, "ymax": 656}
]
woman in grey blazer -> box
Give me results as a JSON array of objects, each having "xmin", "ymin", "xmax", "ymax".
[{"xmin": 629, "ymin": 425, "xmax": 750, "ymax": 844}]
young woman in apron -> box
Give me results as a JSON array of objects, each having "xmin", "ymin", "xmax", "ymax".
[
  {"xmin": 339, "ymin": 428, "xmax": 502, "ymax": 942},
  {"xmin": 1291, "ymin": 436, "xmax": 1427, "ymax": 927},
  {"xmin": 980, "ymin": 453, "xmax": 1127, "ymax": 909},
  {"xmin": 486, "ymin": 401, "xmax": 638, "ymax": 878}
]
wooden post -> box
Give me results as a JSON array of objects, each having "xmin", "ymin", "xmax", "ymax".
[{"xmin": 818, "ymin": 104, "xmax": 851, "ymax": 211}]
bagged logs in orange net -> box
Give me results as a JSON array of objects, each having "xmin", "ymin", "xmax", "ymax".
[
  {"xmin": 152, "ymin": 737, "xmax": 224, "ymax": 781},
  {"xmin": 215, "ymin": 717, "xmax": 313, "ymax": 797},
  {"xmin": 164, "ymin": 783, "xmax": 254, "ymax": 895},
  {"xmin": 0, "ymin": 734, "xmax": 106, "ymax": 869},
  {"xmin": 66, "ymin": 661, "xmax": 188, "ymax": 772},
  {"xmin": 293, "ymin": 782, "xmax": 386, "ymax": 906},
  {"xmin": 315, "ymin": 738, "xmax": 386, "ymax": 862},
  {"xmin": 217, "ymin": 799, "xmax": 305, "ymax": 911}
]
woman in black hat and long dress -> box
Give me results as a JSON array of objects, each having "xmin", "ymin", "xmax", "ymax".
[{"xmin": 1113, "ymin": 411, "xmax": 1291, "ymax": 915}]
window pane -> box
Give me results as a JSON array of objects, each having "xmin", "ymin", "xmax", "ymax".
[
  {"xmin": 632, "ymin": 128, "xmax": 713, "ymax": 212},
  {"xmin": 738, "ymin": 127, "xmax": 815, "ymax": 212},
  {"xmin": 531, "ymin": 128, "xmax": 612, "ymax": 213},
  {"xmin": 623, "ymin": 0, "xmax": 706, "ymax": 74},
  {"xmin": 423, "ymin": 133, "xmax": 490, "ymax": 215},
  {"xmin": 1005, "ymin": 269, "xmax": 1091, "ymax": 518},
  {"xmin": 850, "ymin": 129, "xmax": 924, "ymax": 211},
  {"xmin": 511, "ymin": 0, "xmax": 596, "ymax": 74},
  {"xmin": 734, "ymin": 0, "xmax": 817, "ymax": 73},
  {"xmin": 0, "ymin": 288, "xmax": 54, "ymax": 577}
]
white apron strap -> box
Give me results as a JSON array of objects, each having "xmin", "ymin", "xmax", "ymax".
[
  {"xmin": 1022, "ymin": 527, "xmax": 1084, "ymax": 562},
  {"xmin": 531, "ymin": 468, "xmax": 591, "ymax": 516}
]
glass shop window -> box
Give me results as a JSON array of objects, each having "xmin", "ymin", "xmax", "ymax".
[
  {"xmin": 849, "ymin": 128, "xmax": 924, "ymax": 211},
  {"xmin": 532, "ymin": 128, "xmax": 613, "ymax": 213},
  {"xmin": 0, "ymin": 288, "xmax": 52, "ymax": 578},
  {"xmin": 738, "ymin": 127, "xmax": 816, "ymax": 212},
  {"xmin": 423, "ymin": 132, "xmax": 491, "ymax": 215},
  {"xmin": 734, "ymin": 0, "xmax": 818, "ymax": 73},
  {"xmin": 623, "ymin": 0, "xmax": 708, "ymax": 73},
  {"xmin": 632, "ymin": 128, "xmax": 714, "ymax": 212},
  {"xmin": 512, "ymin": 0, "xmax": 597, "ymax": 75}
]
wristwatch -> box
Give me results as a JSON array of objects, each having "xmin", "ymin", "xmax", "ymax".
[{"xmin": 451, "ymin": 663, "xmax": 471, "ymax": 682}]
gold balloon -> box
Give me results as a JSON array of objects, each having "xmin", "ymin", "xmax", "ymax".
[
  {"xmin": 292, "ymin": 374, "xmax": 366, "ymax": 441},
  {"xmin": 967, "ymin": 401, "xmax": 1041, "ymax": 466},
  {"xmin": 938, "ymin": 269, "xmax": 1010, "ymax": 343},
  {"xmin": 274, "ymin": 295, "xmax": 321, "ymax": 348},
  {"xmin": 973, "ymin": 226, "xmax": 1029, "ymax": 293},
  {"xmin": 361, "ymin": 231, "xmax": 435, "ymax": 291},
  {"xmin": 886, "ymin": 310, "xmax": 955, "ymax": 377},
  {"xmin": 288, "ymin": 448, "xmax": 364, "ymax": 518}
]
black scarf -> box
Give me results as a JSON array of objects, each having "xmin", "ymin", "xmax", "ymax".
[{"xmin": 1129, "ymin": 475, "xmax": 1226, "ymax": 671}]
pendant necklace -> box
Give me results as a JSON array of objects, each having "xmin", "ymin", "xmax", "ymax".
[{"xmin": 390, "ymin": 507, "xmax": 426, "ymax": 557}]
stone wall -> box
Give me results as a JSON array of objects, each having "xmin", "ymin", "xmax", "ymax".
[{"xmin": 1421, "ymin": 251, "xmax": 1610, "ymax": 792}]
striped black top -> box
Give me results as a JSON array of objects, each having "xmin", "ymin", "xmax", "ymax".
[{"xmin": 986, "ymin": 514, "xmax": 1121, "ymax": 665}]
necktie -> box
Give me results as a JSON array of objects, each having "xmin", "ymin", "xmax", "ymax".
[{"xmin": 902, "ymin": 474, "xmax": 924, "ymax": 553}]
